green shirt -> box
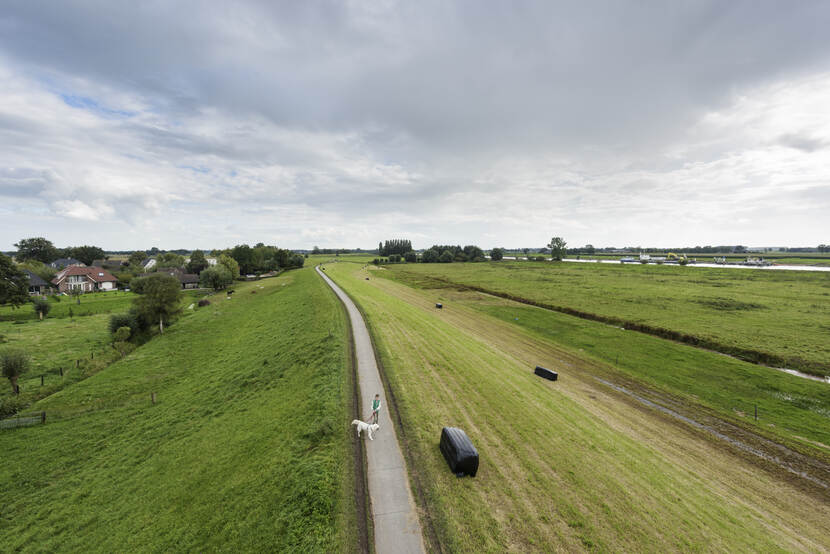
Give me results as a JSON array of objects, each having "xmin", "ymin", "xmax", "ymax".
[{"xmin": 372, "ymin": 399, "xmax": 380, "ymax": 411}]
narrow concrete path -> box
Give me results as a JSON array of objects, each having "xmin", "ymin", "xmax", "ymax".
[{"xmin": 316, "ymin": 266, "xmax": 425, "ymax": 554}]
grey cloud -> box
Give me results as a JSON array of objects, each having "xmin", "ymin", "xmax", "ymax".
[{"xmin": 778, "ymin": 133, "xmax": 827, "ymax": 153}]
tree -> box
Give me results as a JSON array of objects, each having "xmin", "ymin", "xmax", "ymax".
[
  {"xmin": 584, "ymin": 244, "xmax": 596, "ymax": 254},
  {"xmin": 112, "ymin": 326, "xmax": 135, "ymax": 358},
  {"xmin": 14, "ymin": 237, "xmax": 59, "ymax": 263},
  {"xmin": 32, "ymin": 297, "xmax": 51, "ymax": 320},
  {"xmin": 547, "ymin": 237, "xmax": 567, "ymax": 261},
  {"xmin": 0, "ymin": 253, "xmax": 29, "ymax": 307},
  {"xmin": 490, "ymin": 248, "xmax": 504, "ymax": 261},
  {"xmin": 156, "ymin": 252, "xmax": 185, "ymax": 269},
  {"xmin": 231, "ymin": 244, "xmax": 254, "ymax": 274},
  {"xmin": 404, "ymin": 251, "xmax": 417, "ymax": 263},
  {"xmin": 128, "ymin": 251, "xmax": 147, "ymax": 268},
  {"xmin": 187, "ymin": 249, "xmax": 208, "ymax": 274},
  {"xmin": 218, "ymin": 253, "xmax": 240, "ymax": 279},
  {"xmin": 200, "ymin": 265, "xmax": 234, "ymax": 291},
  {"xmin": 131, "ymin": 274, "xmax": 183, "ymax": 334},
  {"xmin": 421, "ymin": 248, "xmax": 439, "ymax": 263},
  {"xmin": 65, "ymin": 245, "xmax": 105, "ymax": 266},
  {"xmin": 439, "ymin": 250, "xmax": 454, "ymax": 263},
  {"xmin": 522, "ymin": 248, "xmax": 529, "ymax": 259},
  {"xmin": 1, "ymin": 349, "xmax": 29, "ymax": 393}
]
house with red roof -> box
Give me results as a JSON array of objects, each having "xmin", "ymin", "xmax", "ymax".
[{"xmin": 52, "ymin": 266, "xmax": 118, "ymax": 293}]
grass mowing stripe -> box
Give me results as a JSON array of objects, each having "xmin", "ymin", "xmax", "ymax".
[{"xmin": 0, "ymin": 269, "xmax": 359, "ymax": 552}]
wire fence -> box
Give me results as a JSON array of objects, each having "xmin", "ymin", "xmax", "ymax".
[{"xmin": 0, "ymin": 411, "xmax": 46, "ymax": 430}]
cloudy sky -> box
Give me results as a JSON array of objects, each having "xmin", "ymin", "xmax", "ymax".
[{"xmin": 2, "ymin": 1, "xmax": 830, "ymax": 251}]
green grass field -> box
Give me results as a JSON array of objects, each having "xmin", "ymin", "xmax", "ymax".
[
  {"xmin": 0, "ymin": 291, "xmax": 137, "ymax": 321},
  {"xmin": 324, "ymin": 262, "xmax": 830, "ymax": 552},
  {"xmin": 0, "ymin": 269, "xmax": 360, "ymax": 551},
  {"xmin": 379, "ymin": 261, "xmax": 830, "ymax": 376}
]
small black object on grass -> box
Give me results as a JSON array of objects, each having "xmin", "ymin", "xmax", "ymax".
[
  {"xmin": 534, "ymin": 365, "xmax": 558, "ymax": 381},
  {"xmin": 436, "ymin": 303, "xmax": 443, "ymax": 309},
  {"xmin": 440, "ymin": 427, "xmax": 479, "ymax": 477},
  {"xmin": 365, "ymin": 277, "xmax": 370, "ymax": 280}
]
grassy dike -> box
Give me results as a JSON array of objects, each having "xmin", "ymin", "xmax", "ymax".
[
  {"xmin": 0, "ymin": 269, "xmax": 359, "ymax": 552},
  {"xmin": 324, "ymin": 262, "xmax": 830, "ymax": 553}
]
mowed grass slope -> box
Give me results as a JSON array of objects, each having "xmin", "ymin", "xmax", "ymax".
[
  {"xmin": 0, "ymin": 269, "xmax": 358, "ymax": 552},
  {"xmin": 383, "ymin": 261, "xmax": 830, "ymax": 375},
  {"xmin": 326, "ymin": 263, "xmax": 830, "ymax": 552}
]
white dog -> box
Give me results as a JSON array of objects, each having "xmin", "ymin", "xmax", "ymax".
[{"xmin": 351, "ymin": 419, "xmax": 380, "ymax": 440}]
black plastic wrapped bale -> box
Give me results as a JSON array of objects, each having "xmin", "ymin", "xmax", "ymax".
[
  {"xmin": 440, "ymin": 427, "xmax": 479, "ymax": 477},
  {"xmin": 534, "ymin": 365, "xmax": 558, "ymax": 381},
  {"xmin": 436, "ymin": 303, "xmax": 443, "ymax": 309}
]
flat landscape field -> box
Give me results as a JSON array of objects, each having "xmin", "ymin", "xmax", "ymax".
[
  {"xmin": 0, "ymin": 290, "xmax": 137, "ymax": 321},
  {"xmin": 380, "ymin": 260, "xmax": 830, "ymax": 376},
  {"xmin": 324, "ymin": 262, "xmax": 830, "ymax": 552},
  {"xmin": 0, "ymin": 269, "xmax": 359, "ymax": 551}
]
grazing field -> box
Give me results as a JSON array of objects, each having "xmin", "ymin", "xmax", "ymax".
[
  {"xmin": 0, "ymin": 269, "xmax": 359, "ymax": 551},
  {"xmin": 555, "ymin": 252, "xmax": 830, "ymax": 266},
  {"xmin": 324, "ymin": 262, "xmax": 830, "ymax": 552},
  {"xmin": 0, "ymin": 290, "xmax": 138, "ymax": 321},
  {"xmin": 379, "ymin": 261, "xmax": 830, "ymax": 376}
]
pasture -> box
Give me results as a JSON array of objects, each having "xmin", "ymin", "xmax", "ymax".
[
  {"xmin": 0, "ymin": 269, "xmax": 359, "ymax": 551},
  {"xmin": 380, "ymin": 260, "xmax": 830, "ymax": 376},
  {"xmin": 323, "ymin": 262, "xmax": 830, "ymax": 552}
]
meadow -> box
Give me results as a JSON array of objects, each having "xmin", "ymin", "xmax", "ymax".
[
  {"xmin": 324, "ymin": 262, "xmax": 830, "ymax": 552},
  {"xmin": 380, "ymin": 260, "xmax": 830, "ymax": 376},
  {"xmin": 0, "ymin": 269, "xmax": 360, "ymax": 551},
  {"xmin": 0, "ymin": 290, "xmax": 138, "ymax": 321}
]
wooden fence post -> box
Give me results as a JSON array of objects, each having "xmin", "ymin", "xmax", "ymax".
[
  {"xmin": 41, "ymin": 411, "xmax": 46, "ymax": 424},
  {"xmin": 41, "ymin": 375, "xmax": 44, "ymax": 386},
  {"xmin": 59, "ymin": 367, "xmax": 63, "ymax": 376},
  {"xmin": 151, "ymin": 392, "xmax": 156, "ymax": 405}
]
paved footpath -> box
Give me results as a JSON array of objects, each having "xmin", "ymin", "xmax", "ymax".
[{"xmin": 316, "ymin": 266, "xmax": 425, "ymax": 554}]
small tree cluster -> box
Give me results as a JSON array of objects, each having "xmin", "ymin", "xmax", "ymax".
[
  {"xmin": 490, "ymin": 248, "xmax": 504, "ymax": 261},
  {"xmin": 420, "ymin": 245, "xmax": 486, "ymax": 263},
  {"xmin": 378, "ymin": 239, "xmax": 412, "ymax": 256},
  {"xmin": 200, "ymin": 265, "xmax": 234, "ymax": 290},
  {"xmin": 32, "ymin": 297, "xmax": 51, "ymax": 320}
]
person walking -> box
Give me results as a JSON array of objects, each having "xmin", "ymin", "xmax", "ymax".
[{"xmin": 371, "ymin": 394, "xmax": 381, "ymax": 424}]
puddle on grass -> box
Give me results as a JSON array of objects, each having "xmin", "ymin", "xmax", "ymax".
[{"xmin": 594, "ymin": 377, "xmax": 829, "ymax": 490}]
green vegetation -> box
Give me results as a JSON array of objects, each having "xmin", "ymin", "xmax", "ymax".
[
  {"xmin": 380, "ymin": 261, "xmax": 830, "ymax": 376},
  {"xmin": 0, "ymin": 291, "xmax": 138, "ymax": 322},
  {"xmin": 325, "ymin": 263, "xmax": 830, "ymax": 552},
  {"xmin": 0, "ymin": 269, "xmax": 358, "ymax": 551}
]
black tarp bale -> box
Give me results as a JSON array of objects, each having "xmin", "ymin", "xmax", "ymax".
[
  {"xmin": 436, "ymin": 303, "xmax": 443, "ymax": 309},
  {"xmin": 534, "ymin": 365, "xmax": 558, "ymax": 381},
  {"xmin": 440, "ymin": 427, "xmax": 479, "ymax": 477}
]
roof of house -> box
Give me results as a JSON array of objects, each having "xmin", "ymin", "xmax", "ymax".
[
  {"xmin": 52, "ymin": 266, "xmax": 118, "ymax": 284},
  {"xmin": 23, "ymin": 269, "xmax": 48, "ymax": 287},
  {"xmin": 50, "ymin": 257, "xmax": 83, "ymax": 268},
  {"xmin": 152, "ymin": 269, "xmax": 199, "ymax": 284}
]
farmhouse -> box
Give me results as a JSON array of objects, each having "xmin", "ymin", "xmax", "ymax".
[
  {"xmin": 143, "ymin": 269, "xmax": 201, "ymax": 289},
  {"xmin": 52, "ymin": 266, "xmax": 118, "ymax": 293},
  {"xmin": 23, "ymin": 270, "xmax": 50, "ymax": 295}
]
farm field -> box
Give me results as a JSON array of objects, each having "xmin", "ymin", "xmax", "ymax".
[
  {"xmin": 379, "ymin": 260, "xmax": 830, "ymax": 376},
  {"xmin": 323, "ymin": 262, "xmax": 830, "ymax": 552},
  {"xmin": 0, "ymin": 269, "xmax": 359, "ymax": 551}
]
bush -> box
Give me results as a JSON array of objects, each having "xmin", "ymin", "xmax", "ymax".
[
  {"xmin": 197, "ymin": 299, "xmax": 211, "ymax": 307},
  {"xmin": 0, "ymin": 395, "xmax": 25, "ymax": 418},
  {"xmin": 200, "ymin": 265, "xmax": 234, "ymax": 291},
  {"xmin": 490, "ymin": 248, "xmax": 504, "ymax": 261},
  {"xmin": 421, "ymin": 249, "xmax": 440, "ymax": 263},
  {"xmin": 404, "ymin": 251, "xmax": 417, "ymax": 263},
  {"xmin": 113, "ymin": 326, "xmax": 131, "ymax": 342},
  {"xmin": 109, "ymin": 313, "xmax": 139, "ymax": 336}
]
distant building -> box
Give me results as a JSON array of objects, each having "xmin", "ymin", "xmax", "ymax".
[
  {"xmin": 52, "ymin": 266, "xmax": 118, "ymax": 293},
  {"xmin": 142, "ymin": 258, "xmax": 157, "ymax": 270},
  {"xmin": 22, "ymin": 270, "xmax": 50, "ymax": 295},
  {"xmin": 143, "ymin": 269, "xmax": 201, "ymax": 289},
  {"xmin": 50, "ymin": 258, "xmax": 84, "ymax": 269}
]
